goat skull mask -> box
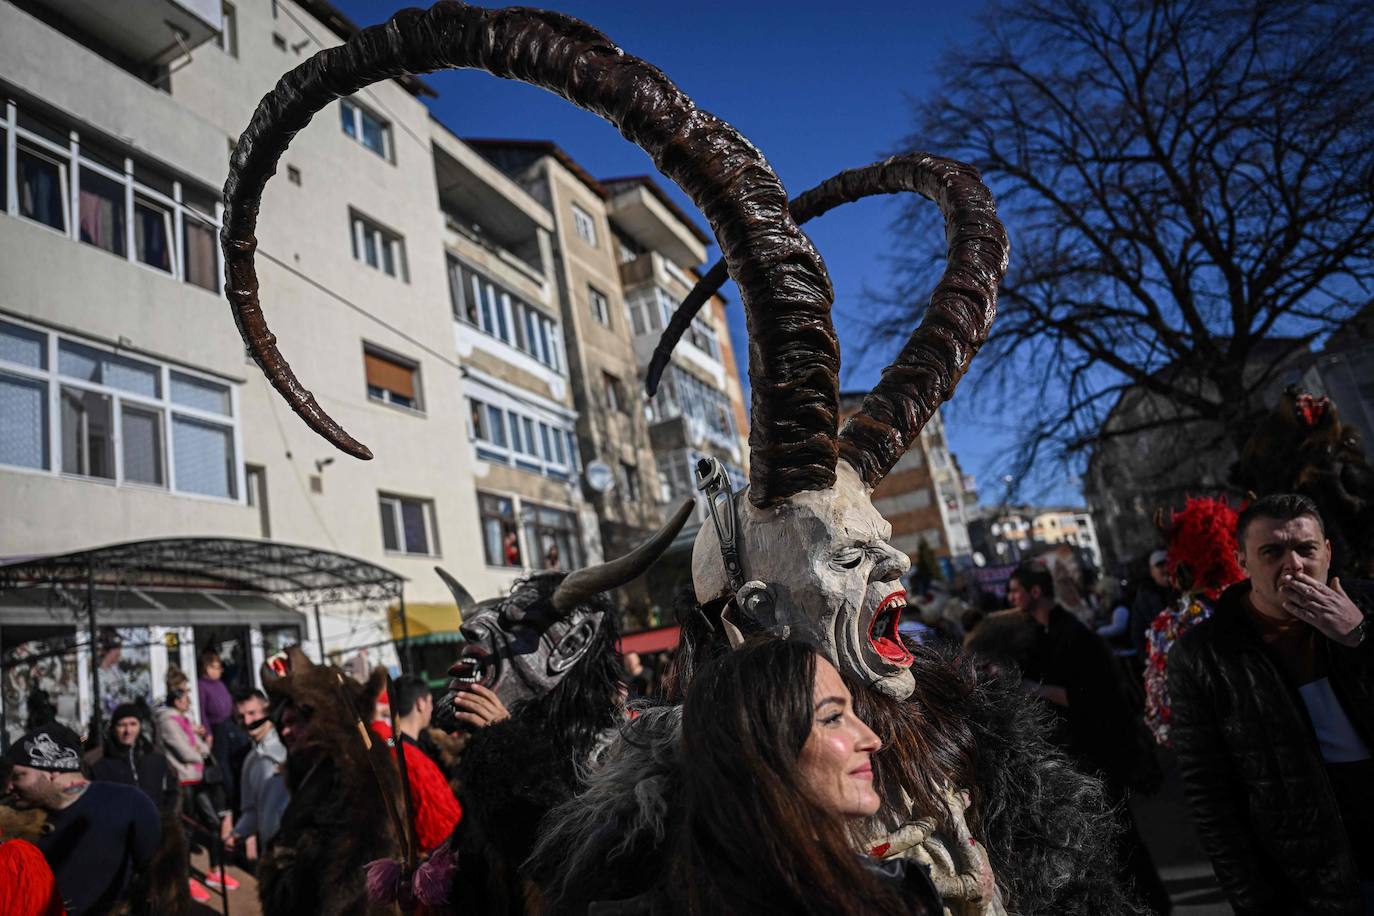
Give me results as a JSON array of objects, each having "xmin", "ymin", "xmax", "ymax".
[{"xmin": 693, "ymin": 460, "xmax": 915, "ymax": 699}]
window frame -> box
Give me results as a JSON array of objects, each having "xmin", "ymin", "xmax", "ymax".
[
  {"xmin": 448, "ymin": 256, "xmax": 564, "ymax": 373},
  {"xmin": 350, "ymin": 210, "xmax": 408, "ymax": 280},
  {"xmin": 588, "ymin": 284, "xmax": 611, "ymax": 327},
  {"xmin": 466, "ymin": 393, "xmax": 578, "ymax": 482},
  {"xmin": 378, "ymin": 492, "xmax": 440, "ymax": 557},
  {"xmin": 2, "ymin": 100, "xmax": 223, "ymax": 293},
  {"xmin": 570, "ymin": 203, "xmax": 597, "ymax": 246},
  {"xmin": 215, "ymin": 2, "xmax": 239, "ymax": 57},
  {"xmin": 362, "ymin": 342, "xmax": 423, "ymax": 413},
  {"xmin": 0, "ymin": 316, "xmax": 243, "ymax": 501},
  {"xmin": 339, "ymin": 98, "xmax": 393, "ymax": 162}
]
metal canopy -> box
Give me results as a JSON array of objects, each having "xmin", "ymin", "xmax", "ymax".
[{"xmin": 0, "ymin": 537, "xmax": 405, "ymax": 608}]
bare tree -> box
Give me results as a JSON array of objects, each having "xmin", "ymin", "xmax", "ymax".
[{"xmin": 884, "ymin": 0, "xmax": 1374, "ymax": 493}]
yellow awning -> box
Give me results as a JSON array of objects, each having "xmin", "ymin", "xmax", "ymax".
[{"xmin": 388, "ymin": 602, "xmax": 462, "ymax": 642}]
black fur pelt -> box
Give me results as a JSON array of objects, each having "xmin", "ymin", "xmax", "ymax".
[
  {"xmin": 953, "ymin": 660, "xmax": 1147, "ymax": 916},
  {"xmin": 257, "ymin": 754, "xmax": 400, "ymax": 916},
  {"xmin": 442, "ymin": 606, "xmax": 624, "ymax": 915}
]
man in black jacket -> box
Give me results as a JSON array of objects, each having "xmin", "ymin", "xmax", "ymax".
[
  {"xmin": 1169, "ymin": 494, "xmax": 1374, "ymax": 915},
  {"xmin": 90, "ymin": 703, "xmax": 179, "ymax": 812}
]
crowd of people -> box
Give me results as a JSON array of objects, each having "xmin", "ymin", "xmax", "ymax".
[{"xmin": 1, "ymin": 493, "xmax": 1371, "ymax": 915}]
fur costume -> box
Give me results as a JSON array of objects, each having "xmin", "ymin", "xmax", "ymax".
[
  {"xmin": 259, "ymin": 653, "xmax": 401, "ymax": 916},
  {"xmin": 531, "ymin": 646, "xmax": 1141, "ymax": 916},
  {"xmin": 1233, "ymin": 387, "xmax": 1374, "ymax": 576},
  {"xmin": 440, "ymin": 578, "xmax": 626, "ymax": 915}
]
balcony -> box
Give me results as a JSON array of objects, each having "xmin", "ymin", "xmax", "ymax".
[
  {"xmin": 26, "ymin": 0, "xmax": 221, "ymax": 68},
  {"xmin": 605, "ymin": 179, "xmax": 708, "ymax": 270},
  {"xmin": 434, "ymin": 143, "xmax": 546, "ymax": 281}
]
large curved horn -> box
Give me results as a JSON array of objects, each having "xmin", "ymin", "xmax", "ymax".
[
  {"xmin": 222, "ymin": 2, "xmax": 838, "ymax": 504},
  {"xmin": 552, "ymin": 498, "xmax": 695, "ymax": 612},
  {"xmin": 433, "ymin": 566, "xmax": 476, "ymax": 620},
  {"xmin": 645, "ymin": 153, "xmax": 1007, "ymax": 489}
]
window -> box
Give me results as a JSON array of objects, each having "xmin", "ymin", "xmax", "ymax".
[
  {"xmin": 351, "ymin": 212, "xmax": 406, "ymax": 279},
  {"xmin": 688, "ymin": 317, "xmax": 720, "ymax": 361},
  {"xmin": 363, "ymin": 345, "xmax": 421, "ymax": 410},
  {"xmin": 602, "ymin": 371, "xmax": 626, "ymax": 414},
  {"xmin": 379, "ymin": 493, "xmax": 438, "ymax": 556},
  {"xmin": 449, "ymin": 257, "xmax": 563, "ymax": 371},
  {"xmin": 4, "ymin": 100, "xmax": 222, "ymax": 291},
  {"xmin": 588, "ymin": 285, "xmax": 611, "ymax": 327},
  {"xmin": 78, "ymin": 168, "xmax": 127, "ymax": 257},
  {"xmin": 0, "ymin": 319, "xmax": 239, "ymax": 497},
  {"xmin": 479, "ymin": 493, "xmax": 520, "ymax": 567},
  {"xmin": 648, "ymin": 365, "xmax": 738, "ymax": 449},
  {"xmin": 215, "ymin": 2, "xmax": 238, "ymax": 57},
  {"xmin": 245, "ymin": 464, "xmax": 270, "ymax": 537},
  {"xmin": 467, "ymin": 394, "xmax": 577, "ymax": 481},
  {"xmin": 17, "ymin": 142, "xmax": 69, "ymax": 233},
  {"xmin": 340, "ymin": 98, "xmax": 392, "ymax": 160},
  {"xmin": 522, "ymin": 502, "xmax": 583, "ymax": 571},
  {"xmin": 621, "ymin": 462, "xmax": 641, "ymax": 502},
  {"xmin": 571, "ymin": 204, "xmax": 597, "ymax": 246}
]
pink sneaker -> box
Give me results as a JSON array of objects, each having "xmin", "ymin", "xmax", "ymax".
[
  {"xmin": 203, "ymin": 868, "xmax": 240, "ymax": 891},
  {"xmin": 189, "ymin": 879, "xmax": 212, "ymax": 903}
]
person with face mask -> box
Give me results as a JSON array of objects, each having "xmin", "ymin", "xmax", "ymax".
[
  {"xmin": 1169, "ymin": 494, "xmax": 1374, "ymax": 915},
  {"xmin": 223, "ymin": 688, "xmax": 289, "ymax": 856},
  {"xmin": 2, "ymin": 723, "xmax": 160, "ymax": 916}
]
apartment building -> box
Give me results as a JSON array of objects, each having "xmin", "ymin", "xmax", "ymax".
[
  {"xmin": 1031, "ymin": 508, "xmax": 1103, "ymax": 570},
  {"xmin": 464, "ymin": 142, "xmax": 685, "ymax": 615},
  {"xmin": 838, "ymin": 394, "xmax": 974, "ymax": 576},
  {"xmin": 0, "ymin": 0, "xmax": 601, "ymax": 743}
]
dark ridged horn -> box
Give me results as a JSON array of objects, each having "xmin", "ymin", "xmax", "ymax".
[
  {"xmin": 645, "ymin": 153, "xmax": 1008, "ymax": 489},
  {"xmin": 552, "ymin": 499, "xmax": 695, "ymax": 612},
  {"xmin": 222, "ymin": 1, "xmax": 838, "ymax": 500},
  {"xmin": 434, "ymin": 566, "xmax": 476, "ymax": 620}
]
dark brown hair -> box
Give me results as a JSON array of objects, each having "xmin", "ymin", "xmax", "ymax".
[
  {"xmin": 668, "ymin": 638, "xmax": 931, "ymax": 916},
  {"xmin": 1235, "ymin": 493, "xmax": 1324, "ymax": 548}
]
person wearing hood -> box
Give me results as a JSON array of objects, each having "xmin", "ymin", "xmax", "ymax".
[{"xmin": 90, "ymin": 703, "xmax": 178, "ymax": 813}]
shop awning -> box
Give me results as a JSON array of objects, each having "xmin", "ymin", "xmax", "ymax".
[
  {"xmin": 388, "ymin": 602, "xmax": 462, "ymax": 642},
  {"xmin": 618, "ymin": 624, "xmax": 680, "ymax": 655},
  {"xmin": 0, "ymin": 587, "xmax": 302, "ymax": 627}
]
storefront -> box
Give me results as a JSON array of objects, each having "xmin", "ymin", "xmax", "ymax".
[{"xmin": 0, "ymin": 537, "xmax": 405, "ymax": 750}]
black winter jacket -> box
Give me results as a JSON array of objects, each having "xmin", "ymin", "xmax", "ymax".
[
  {"xmin": 1168, "ymin": 579, "xmax": 1374, "ymax": 916},
  {"xmin": 90, "ymin": 734, "xmax": 180, "ymax": 815}
]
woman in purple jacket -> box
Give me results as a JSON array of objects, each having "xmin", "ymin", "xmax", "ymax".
[{"xmin": 197, "ymin": 650, "xmax": 236, "ymax": 805}]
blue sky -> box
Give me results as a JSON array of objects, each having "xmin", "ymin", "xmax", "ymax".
[{"xmin": 331, "ymin": 2, "xmax": 1078, "ymax": 505}]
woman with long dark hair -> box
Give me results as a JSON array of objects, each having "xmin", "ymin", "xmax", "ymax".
[{"xmin": 536, "ymin": 638, "xmax": 941, "ymax": 915}]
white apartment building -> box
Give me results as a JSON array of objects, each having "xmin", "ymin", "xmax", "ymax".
[{"xmin": 0, "ymin": 0, "xmax": 597, "ymax": 744}]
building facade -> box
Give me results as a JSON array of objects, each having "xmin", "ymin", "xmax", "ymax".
[{"xmin": 0, "ymin": 0, "xmax": 609, "ymax": 742}]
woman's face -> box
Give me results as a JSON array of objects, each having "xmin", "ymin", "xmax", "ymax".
[
  {"xmin": 798, "ymin": 657, "xmax": 882, "ymax": 819},
  {"xmin": 172, "ymin": 689, "xmax": 191, "ymax": 712},
  {"xmin": 203, "ymin": 656, "xmax": 224, "ymax": 681}
]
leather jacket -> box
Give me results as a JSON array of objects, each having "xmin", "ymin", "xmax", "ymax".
[{"xmin": 1168, "ymin": 579, "xmax": 1374, "ymax": 915}]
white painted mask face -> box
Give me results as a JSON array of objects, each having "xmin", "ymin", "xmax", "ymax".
[{"xmin": 693, "ymin": 461, "xmax": 916, "ymax": 699}]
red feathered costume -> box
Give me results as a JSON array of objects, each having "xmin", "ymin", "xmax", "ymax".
[
  {"xmin": 370, "ymin": 721, "xmax": 462, "ymax": 853},
  {"xmin": 0, "ymin": 834, "xmax": 65, "ymax": 916},
  {"xmin": 1144, "ymin": 497, "xmax": 1246, "ymax": 745}
]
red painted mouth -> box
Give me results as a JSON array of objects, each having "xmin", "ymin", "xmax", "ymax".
[{"xmin": 868, "ymin": 590, "xmax": 913, "ymax": 665}]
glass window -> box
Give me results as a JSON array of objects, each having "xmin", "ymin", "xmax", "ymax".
[
  {"xmin": 524, "ymin": 503, "xmax": 582, "ymax": 570},
  {"xmin": 17, "ymin": 145, "xmax": 68, "ymax": 232},
  {"xmin": 2, "ymin": 626, "xmax": 82, "ymax": 746},
  {"xmin": 340, "ymin": 100, "xmax": 359, "ymax": 139},
  {"xmin": 0, "ymin": 320, "xmax": 47, "ymax": 369},
  {"xmin": 521, "ymin": 417, "xmax": 538, "ymax": 457},
  {"xmin": 360, "ymin": 112, "xmax": 388, "ymax": 158},
  {"xmin": 172, "ymin": 416, "xmax": 236, "ymax": 498},
  {"xmin": 170, "ymin": 372, "xmax": 231, "ymax": 415},
  {"xmin": 183, "ymin": 218, "xmax": 218, "ymax": 291},
  {"xmin": 340, "ymin": 98, "xmax": 391, "ymax": 160},
  {"xmin": 479, "ymin": 493, "xmax": 520, "ymax": 567},
  {"xmin": 486, "ymin": 405, "xmax": 506, "ymax": 448},
  {"xmin": 216, "ymin": 2, "xmax": 238, "ymax": 56},
  {"xmin": 351, "ymin": 213, "xmax": 405, "ymax": 279},
  {"xmin": 134, "ymin": 197, "xmax": 173, "ymax": 272},
  {"xmin": 78, "ymin": 168, "xmax": 127, "ymax": 257},
  {"xmin": 571, "ymin": 204, "xmax": 597, "ymax": 246},
  {"xmin": 60, "ymin": 386, "xmax": 114, "ymax": 479},
  {"xmin": 469, "ymin": 399, "xmax": 487, "ymax": 440},
  {"xmin": 589, "ymin": 285, "xmax": 610, "ymax": 326},
  {"xmin": 59, "ymin": 341, "xmax": 160, "ymax": 398},
  {"xmin": 363, "ymin": 348, "xmax": 420, "ymax": 410},
  {"xmin": 0, "ymin": 373, "xmax": 48, "ymax": 470},
  {"xmin": 120, "ymin": 404, "xmax": 164, "ymax": 486},
  {"xmin": 379, "ymin": 494, "xmax": 437, "ymax": 555}
]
